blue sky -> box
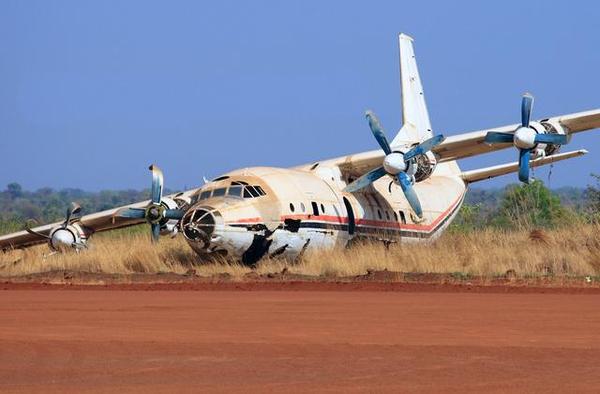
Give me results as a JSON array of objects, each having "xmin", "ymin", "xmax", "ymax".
[{"xmin": 1, "ymin": 0, "xmax": 598, "ymax": 191}]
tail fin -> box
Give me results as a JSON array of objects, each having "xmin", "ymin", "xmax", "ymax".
[{"xmin": 391, "ymin": 34, "xmax": 433, "ymax": 146}]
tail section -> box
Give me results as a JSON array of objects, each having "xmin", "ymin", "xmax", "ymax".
[{"xmin": 391, "ymin": 34, "xmax": 433, "ymax": 146}]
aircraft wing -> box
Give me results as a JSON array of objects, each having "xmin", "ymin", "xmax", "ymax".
[
  {"xmin": 0, "ymin": 190, "xmax": 196, "ymax": 251},
  {"xmin": 304, "ymin": 108, "xmax": 600, "ymax": 177},
  {"xmin": 433, "ymin": 109, "xmax": 600, "ymax": 162}
]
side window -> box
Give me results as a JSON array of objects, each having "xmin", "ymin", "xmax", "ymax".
[
  {"xmin": 320, "ymin": 204, "xmax": 325, "ymax": 214},
  {"xmin": 311, "ymin": 201, "xmax": 319, "ymax": 216},
  {"xmin": 399, "ymin": 211, "xmax": 407, "ymax": 224},
  {"xmin": 377, "ymin": 209, "xmax": 382, "ymax": 220},
  {"xmin": 385, "ymin": 211, "xmax": 390, "ymax": 221},
  {"xmin": 393, "ymin": 211, "xmax": 398, "ymax": 221},
  {"xmin": 300, "ymin": 202, "xmax": 306, "ymax": 212},
  {"xmin": 289, "ymin": 203, "xmax": 295, "ymax": 212}
]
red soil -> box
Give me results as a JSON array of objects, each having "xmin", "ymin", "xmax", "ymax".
[{"xmin": 1, "ymin": 286, "xmax": 600, "ymax": 393}]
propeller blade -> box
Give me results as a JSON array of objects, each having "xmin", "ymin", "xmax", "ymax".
[
  {"xmin": 149, "ymin": 164, "xmax": 163, "ymax": 205},
  {"xmin": 404, "ymin": 134, "xmax": 446, "ymax": 161},
  {"xmin": 115, "ymin": 207, "xmax": 146, "ymax": 219},
  {"xmin": 151, "ymin": 223, "xmax": 161, "ymax": 243},
  {"xmin": 344, "ymin": 166, "xmax": 388, "ymax": 193},
  {"xmin": 164, "ymin": 209, "xmax": 184, "ymax": 220},
  {"xmin": 24, "ymin": 219, "xmax": 51, "ymax": 240},
  {"xmin": 398, "ymin": 172, "xmax": 423, "ymax": 218},
  {"xmin": 534, "ymin": 133, "xmax": 568, "ymax": 145},
  {"xmin": 62, "ymin": 202, "xmax": 82, "ymax": 228},
  {"xmin": 484, "ymin": 131, "xmax": 514, "ymax": 144},
  {"xmin": 521, "ymin": 93, "xmax": 534, "ymax": 127},
  {"xmin": 518, "ymin": 148, "xmax": 531, "ymax": 183},
  {"xmin": 366, "ymin": 110, "xmax": 392, "ymax": 155}
]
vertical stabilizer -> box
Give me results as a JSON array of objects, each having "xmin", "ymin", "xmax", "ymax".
[{"xmin": 391, "ymin": 34, "xmax": 433, "ymax": 146}]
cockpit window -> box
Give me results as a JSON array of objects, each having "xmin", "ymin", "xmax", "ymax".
[
  {"xmin": 213, "ymin": 187, "xmax": 226, "ymax": 197},
  {"xmin": 199, "ymin": 190, "xmax": 212, "ymax": 200},
  {"xmin": 197, "ymin": 183, "xmax": 266, "ymax": 201},
  {"xmin": 228, "ymin": 185, "xmax": 243, "ymax": 197}
]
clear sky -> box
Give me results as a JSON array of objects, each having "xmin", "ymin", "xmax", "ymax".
[{"xmin": 1, "ymin": 0, "xmax": 598, "ymax": 191}]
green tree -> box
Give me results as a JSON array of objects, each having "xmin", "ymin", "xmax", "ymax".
[
  {"xmin": 584, "ymin": 173, "xmax": 600, "ymax": 222},
  {"xmin": 6, "ymin": 183, "xmax": 23, "ymax": 199},
  {"xmin": 492, "ymin": 180, "xmax": 571, "ymax": 229},
  {"xmin": 449, "ymin": 204, "xmax": 482, "ymax": 232}
]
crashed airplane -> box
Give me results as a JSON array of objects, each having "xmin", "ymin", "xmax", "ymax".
[{"xmin": 1, "ymin": 34, "xmax": 599, "ymax": 265}]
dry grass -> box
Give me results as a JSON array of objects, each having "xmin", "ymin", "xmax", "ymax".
[{"xmin": 1, "ymin": 224, "xmax": 600, "ymax": 279}]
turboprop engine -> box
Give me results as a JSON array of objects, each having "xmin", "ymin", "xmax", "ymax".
[
  {"xmin": 114, "ymin": 165, "xmax": 186, "ymax": 242},
  {"xmin": 484, "ymin": 93, "xmax": 569, "ymax": 183},
  {"xmin": 25, "ymin": 202, "xmax": 89, "ymax": 252},
  {"xmin": 344, "ymin": 110, "xmax": 445, "ymax": 218}
]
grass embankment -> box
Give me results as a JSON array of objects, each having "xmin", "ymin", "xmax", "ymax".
[{"xmin": 2, "ymin": 224, "xmax": 600, "ymax": 280}]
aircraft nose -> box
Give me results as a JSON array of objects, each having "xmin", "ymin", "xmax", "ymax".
[{"xmin": 180, "ymin": 207, "xmax": 218, "ymax": 249}]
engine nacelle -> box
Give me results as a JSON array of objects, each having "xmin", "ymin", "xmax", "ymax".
[
  {"xmin": 540, "ymin": 119, "xmax": 569, "ymax": 156},
  {"xmin": 159, "ymin": 197, "xmax": 181, "ymax": 236},
  {"xmin": 48, "ymin": 223, "xmax": 89, "ymax": 252},
  {"xmin": 413, "ymin": 150, "xmax": 437, "ymax": 182}
]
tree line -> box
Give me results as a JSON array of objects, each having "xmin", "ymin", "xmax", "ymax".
[{"xmin": 1, "ymin": 176, "xmax": 599, "ymax": 235}]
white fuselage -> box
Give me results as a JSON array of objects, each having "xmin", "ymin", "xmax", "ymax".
[{"xmin": 179, "ymin": 160, "xmax": 466, "ymax": 265}]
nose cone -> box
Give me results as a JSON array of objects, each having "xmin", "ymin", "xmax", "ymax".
[
  {"xmin": 180, "ymin": 208, "xmax": 218, "ymax": 249},
  {"xmin": 383, "ymin": 152, "xmax": 407, "ymax": 175},
  {"xmin": 514, "ymin": 127, "xmax": 537, "ymax": 149}
]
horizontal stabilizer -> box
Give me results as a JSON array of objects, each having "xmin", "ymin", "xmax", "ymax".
[{"xmin": 460, "ymin": 150, "xmax": 587, "ymax": 184}]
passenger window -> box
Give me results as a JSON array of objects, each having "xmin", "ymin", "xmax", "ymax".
[
  {"xmin": 300, "ymin": 202, "xmax": 306, "ymax": 212},
  {"xmin": 385, "ymin": 211, "xmax": 390, "ymax": 221},
  {"xmin": 377, "ymin": 209, "xmax": 382, "ymax": 220},
  {"xmin": 200, "ymin": 190, "xmax": 212, "ymax": 200},
  {"xmin": 393, "ymin": 211, "xmax": 398, "ymax": 222},
  {"xmin": 228, "ymin": 185, "xmax": 243, "ymax": 197},
  {"xmin": 311, "ymin": 201, "xmax": 319, "ymax": 216},
  {"xmin": 289, "ymin": 203, "xmax": 295, "ymax": 212},
  {"xmin": 320, "ymin": 204, "xmax": 325, "ymax": 214},
  {"xmin": 213, "ymin": 188, "xmax": 226, "ymax": 197},
  {"xmin": 399, "ymin": 211, "xmax": 407, "ymax": 224}
]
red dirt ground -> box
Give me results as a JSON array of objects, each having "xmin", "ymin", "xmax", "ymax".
[{"xmin": 1, "ymin": 286, "xmax": 600, "ymax": 393}]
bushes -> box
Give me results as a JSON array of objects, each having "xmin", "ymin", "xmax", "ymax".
[{"xmin": 453, "ymin": 180, "xmax": 582, "ymax": 232}]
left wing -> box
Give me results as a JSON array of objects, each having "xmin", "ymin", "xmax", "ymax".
[
  {"xmin": 303, "ymin": 108, "xmax": 600, "ymax": 179},
  {"xmin": 433, "ymin": 109, "xmax": 600, "ymax": 162}
]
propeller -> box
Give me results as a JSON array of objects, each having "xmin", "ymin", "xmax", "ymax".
[
  {"xmin": 25, "ymin": 202, "xmax": 86, "ymax": 251},
  {"xmin": 484, "ymin": 93, "xmax": 568, "ymax": 183},
  {"xmin": 344, "ymin": 111, "xmax": 445, "ymax": 218},
  {"xmin": 114, "ymin": 165, "xmax": 184, "ymax": 243}
]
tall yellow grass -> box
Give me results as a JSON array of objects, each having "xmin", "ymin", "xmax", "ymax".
[{"xmin": 1, "ymin": 224, "xmax": 600, "ymax": 278}]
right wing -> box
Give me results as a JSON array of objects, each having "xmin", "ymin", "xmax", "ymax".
[{"xmin": 433, "ymin": 109, "xmax": 600, "ymax": 162}]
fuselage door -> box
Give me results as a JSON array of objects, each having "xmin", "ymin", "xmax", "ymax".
[{"xmin": 343, "ymin": 197, "xmax": 356, "ymax": 235}]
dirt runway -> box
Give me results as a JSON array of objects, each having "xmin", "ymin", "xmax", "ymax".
[{"xmin": 1, "ymin": 287, "xmax": 600, "ymax": 393}]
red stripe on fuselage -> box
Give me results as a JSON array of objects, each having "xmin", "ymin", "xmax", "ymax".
[{"xmin": 227, "ymin": 192, "xmax": 465, "ymax": 233}]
